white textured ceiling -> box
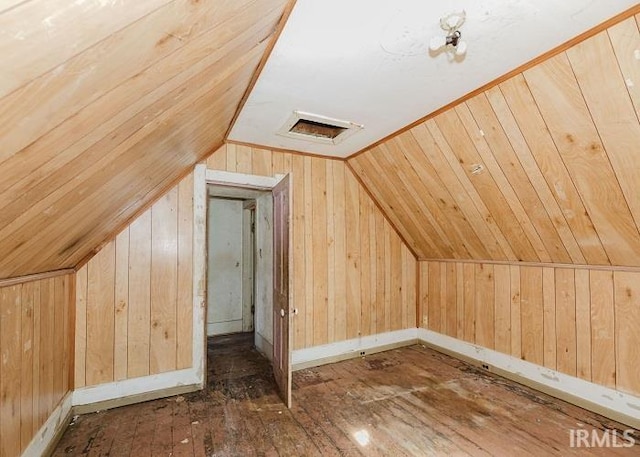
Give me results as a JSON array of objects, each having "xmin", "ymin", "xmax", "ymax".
[{"xmin": 228, "ymin": 0, "xmax": 637, "ymax": 158}]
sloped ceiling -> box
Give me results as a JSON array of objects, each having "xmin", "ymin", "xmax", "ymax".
[
  {"xmin": 0, "ymin": 0, "xmax": 289, "ymax": 278},
  {"xmin": 349, "ymin": 14, "xmax": 640, "ymax": 267}
]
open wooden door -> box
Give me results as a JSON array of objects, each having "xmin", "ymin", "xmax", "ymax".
[{"xmin": 272, "ymin": 174, "xmax": 291, "ymax": 407}]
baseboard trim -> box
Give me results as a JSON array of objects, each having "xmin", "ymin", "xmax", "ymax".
[
  {"xmin": 72, "ymin": 368, "xmax": 202, "ymax": 413},
  {"xmin": 417, "ymin": 329, "xmax": 640, "ymax": 429},
  {"xmin": 23, "ymin": 392, "xmax": 73, "ymax": 457},
  {"xmin": 255, "ymin": 332, "xmax": 273, "ymax": 362},
  {"xmin": 292, "ymin": 328, "xmax": 418, "ymax": 371}
]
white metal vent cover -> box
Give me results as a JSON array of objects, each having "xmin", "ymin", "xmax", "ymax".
[{"xmin": 277, "ymin": 111, "xmax": 363, "ymax": 145}]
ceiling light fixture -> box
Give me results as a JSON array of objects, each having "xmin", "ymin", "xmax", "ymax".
[{"xmin": 429, "ymin": 11, "xmax": 467, "ymax": 57}]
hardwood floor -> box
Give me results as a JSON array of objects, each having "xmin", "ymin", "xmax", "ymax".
[{"xmin": 53, "ymin": 334, "xmax": 639, "ymax": 456}]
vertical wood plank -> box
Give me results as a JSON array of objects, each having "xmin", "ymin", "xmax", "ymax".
[
  {"xmin": 74, "ymin": 266, "xmax": 87, "ymax": 388},
  {"xmin": 128, "ymin": 210, "xmax": 152, "ymax": 378},
  {"xmin": 590, "ymin": 270, "xmax": 616, "ymax": 388},
  {"xmin": 177, "ymin": 174, "xmax": 194, "ymax": 370},
  {"xmin": 326, "ymin": 161, "xmax": 336, "ymax": 343},
  {"xmin": 251, "ymin": 147, "xmax": 273, "ymax": 177},
  {"xmin": 311, "ymin": 158, "xmax": 328, "ymax": 346},
  {"xmin": 494, "ymin": 264, "xmax": 511, "ymax": 355},
  {"xmin": 520, "ymin": 267, "xmax": 543, "ymax": 365},
  {"xmin": 475, "ymin": 263, "xmax": 495, "ymax": 349},
  {"xmin": 31, "ymin": 280, "xmax": 41, "ymax": 432},
  {"xmin": 368, "ymin": 199, "xmax": 378, "ymax": 333},
  {"xmin": 419, "ymin": 262, "xmax": 428, "ymax": 328},
  {"xmin": 303, "ymin": 156, "xmax": 314, "ymax": 348},
  {"xmin": 614, "ymin": 271, "xmax": 640, "ymax": 395},
  {"xmin": 1, "ymin": 285, "xmax": 22, "ymax": 457},
  {"xmin": 427, "ymin": 262, "xmax": 441, "ymax": 333},
  {"xmin": 456, "ymin": 263, "xmax": 464, "ymax": 340},
  {"xmin": 332, "ymin": 161, "xmax": 347, "ymax": 342},
  {"xmin": 345, "ymin": 171, "xmax": 361, "ymax": 339},
  {"xmin": 575, "ymin": 269, "xmax": 591, "ymax": 381},
  {"xmin": 510, "ymin": 266, "xmax": 521, "ymax": 359},
  {"xmin": 358, "ymin": 185, "xmax": 371, "ymax": 336},
  {"xmin": 52, "ymin": 276, "xmax": 65, "ymax": 407},
  {"xmin": 390, "ymin": 230, "xmax": 403, "ymax": 332},
  {"xmin": 439, "ymin": 263, "xmax": 447, "ymax": 332},
  {"xmin": 555, "ymin": 268, "xmax": 577, "ymax": 377},
  {"xmin": 375, "ymin": 210, "xmax": 386, "ymax": 334},
  {"xmin": 462, "ymin": 263, "xmax": 475, "ymax": 343},
  {"xmin": 86, "ymin": 242, "xmax": 115, "ymax": 386},
  {"xmin": 235, "ymin": 145, "xmax": 252, "ymax": 174},
  {"xmin": 40, "ymin": 279, "xmax": 55, "ymax": 420},
  {"xmin": 206, "ymin": 145, "xmax": 227, "ymax": 170},
  {"xmin": 20, "ymin": 282, "xmax": 34, "ymax": 451},
  {"xmin": 114, "ymin": 228, "xmax": 130, "ymax": 381},
  {"xmin": 291, "ymin": 155, "xmax": 306, "ymax": 349},
  {"xmin": 405, "ymin": 247, "xmax": 417, "ymax": 328},
  {"xmin": 445, "ymin": 263, "xmax": 457, "ymax": 337},
  {"xmin": 150, "ymin": 189, "xmax": 178, "ymax": 374},
  {"xmin": 542, "ymin": 267, "xmax": 556, "ymax": 370}
]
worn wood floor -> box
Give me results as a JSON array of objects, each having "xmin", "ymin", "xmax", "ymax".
[{"xmin": 53, "ymin": 334, "xmax": 639, "ymax": 456}]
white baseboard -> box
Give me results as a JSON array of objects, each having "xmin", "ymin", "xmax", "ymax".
[
  {"xmin": 72, "ymin": 368, "xmax": 201, "ymax": 413},
  {"xmin": 292, "ymin": 328, "xmax": 418, "ymax": 370},
  {"xmin": 417, "ymin": 329, "xmax": 640, "ymax": 429},
  {"xmin": 23, "ymin": 392, "xmax": 73, "ymax": 457},
  {"xmin": 255, "ymin": 331, "xmax": 273, "ymax": 362}
]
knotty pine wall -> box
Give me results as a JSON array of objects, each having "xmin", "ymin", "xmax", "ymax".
[
  {"xmin": 419, "ymin": 261, "xmax": 640, "ymax": 397},
  {"xmin": 209, "ymin": 145, "xmax": 417, "ymax": 350},
  {"xmin": 74, "ymin": 173, "xmax": 194, "ymax": 388},
  {"xmin": 0, "ymin": 273, "xmax": 74, "ymax": 456},
  {"xmin": 349, "ymin": 14, "xmax": 640, "ymax": 267},
  {"xmin": 74, "ymin": 144, "xmax": 417, "ymax": 387}
]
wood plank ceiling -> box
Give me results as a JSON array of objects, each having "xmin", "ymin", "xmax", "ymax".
[
  {"xmin": 0, "ymin": 0, "xmax": 289, "ymax": 278},
  {"xmin": 349, "ymin": 14, "xmax": 640, "ymax": 267}
]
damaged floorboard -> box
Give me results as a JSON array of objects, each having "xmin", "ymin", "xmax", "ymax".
[{"xmin": 54, "ymin": 333, "xmax": 639, "ymax": 456}]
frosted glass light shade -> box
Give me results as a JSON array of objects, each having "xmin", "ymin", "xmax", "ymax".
[{"xmin": 429, "ymin": 35, "xmax": 446, "ymax": 51}]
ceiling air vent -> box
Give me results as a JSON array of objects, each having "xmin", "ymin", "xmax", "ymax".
[{"xmin": 277, "ymin": 111, "xmax": 363, "ymax": 145}]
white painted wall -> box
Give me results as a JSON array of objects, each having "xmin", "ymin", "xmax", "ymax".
[
  {"xmin": 254, "ymin": 193, "xmax": 274, "ymax": 359},
  {"xmin": 207, "ymin": 198, "xmax": 245, "ymax": 336}
]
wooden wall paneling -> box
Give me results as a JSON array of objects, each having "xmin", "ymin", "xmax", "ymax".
[
  {"xmin": 345, "ymin": 170, "xmax": 362, "ymax": 339},
  {"xmin": 484, "ymin": 87, "xmax": 585, "ymax": 264},
  {"xmin": 358, "ymin": 185, "xmax": 372, "ymax": 337},
  {"xmin": 402, "ymin": 246, "xmax": 414, "ymax": 329},
  {"xmin": 271, "ymin": 150, "xmax": 285, "ymax": 175},
  {"xmin": 351, "ymin": 151, "xmax": 435, "ymax": 257},
  {"xmin": 0, "ymin": 0, "xmax": 173, "ymax": 101},
  {"xmin": 575, "ymin": 269, "xmax": 592, "ymax": 381},
  {"xmin": 524, "ymin": 54, "xmax": 640, "ymax": 265},
  {"xmin": 439, "ymin": 108, "xmax": 539, "ymax": 262},
  {"xmin": 114, "ymin": 229, "xmax": 130, "ymax": 381},
  {"xmin": 425, "ymin": 120, "xmax": 517, "ymax": 261},
  {"xmin": 542, "ymin": 267, "xmax": 557, "ymax": 370},
  {"xmin": 555, "ymin": 268, "xmax": 577, "ymax": 377},
  {"xmin": 150, "ymin": 189, "xmax": 178, "ymax": 374},
  {"xmin": 251, "ymin": 148, "xmax": 273, "ymax": 177},
  {"xmin": 291, "ymin": 154, "xmax": 306, "ymax": 350},
  {"xmin": 568, "ymin": 31, "xmax": 640, "ymax": 232},
  {"xmin": 127, "ymin": 210, "xmax": 152, "ymax": 379},
  {"xmin": 326, "ymin": 162, "xmax": 336, "ymax": 343},
  {"xmin": 235, "ymin": 145, "xmax": 253, "ymax": 174},
  {"xmin": 498, "ymin": 76, "xmax": 608, "ymax": 265},
  {"xmin": 614, "ymin": 271, "xmax": 640, "ymax": 396},
  {"xmin": 390, "ymin": 227, "xmax": 403, "ymax": 332},
  {"xmin": 589, "ymin": 270, "xmax": 616, "ymax": 388},
  {"xmin": 386, "ymin": 225, "xmax": 395, "ymax": 332},
  {"xmin": 367, "ymin": 194, "xmax": 378, "ymax": 335},
  {"xmin": 409, "ymin": 124, "xmax": 505, "ymax": 261},
  {"xmin": 384, "ymin": 138, "xmax": 460, "ymax": 259},
  {"xmin": 30, "ymin": 280, "xmax": 41, "ymax": 432},
  {"xmin": 462, "ymin": 263, "xmax": 476, "ymax": 343},
  {"xmin": 454, "ymin": 263, "xmax": 464, "ymax": 339},
  {"xmin": 331, "ymin": 160, "xmax": 349, "ymax": 341},
  {"xmin": 395, "ymin": 133, "xmax": 490, "ymax": 260},
  {"xmin": 86, "ymin": 242, "xmax": 115, "ymax": 386},
  {"xmin": 456, "ymin": 102, "xmax": 551, "ymax": 262},
  {"xmin": 509, "ymin": 266, "xmax": 521, "ymax": 359},
  {"xmin": 493, "ymin": 264, "xmax": 511, "ymax": 355},
  {"xmin": 465, "ymin": 95, "xmax": 572, "ymax": 263},
  {"xmin": 311, "ymin": 158, "xmax": 328, "ymax": 346},
  {"xmin": 302, "ymin": 156, "xmax": 314, "ymax": 348},
  {"xmin": 374, "ymin": 210, "xmax": 386, "ymax": 334},
  {"xmin": 474, "ymin": 264, "xmax": 495, "ymax": 349},
  {"xmin": 20, "ymin": 282, "xmax": 34, "ymax": 450},
  {"xmin": 0, "ymin": 285, "xmax": 22, "ymax": 457},
  {"xmin": 74, "ymin": 266, "xmax": 87, "ymax": 388},
  {"xmin": 177, "ymin": 173, "xmax": 194, "ymax": 369},
  {"xmin": 608, "ymin": 16, "xmax": 640, "ymax": 117},
  {"xmin": 520, "ymin": 267, "xmax": 544, "ymax": 365},
  {"xmin": 207, "ymin": 145, "xmax": 227, "ymax": 171},
  {"xmin": 52, "ymin": 276, "xmax": 65, "ymax": 410},
  {"xmin": 427, "ymin": 262, "xmax": 441, "ymax": 333},
  {"xmin": 40, "ymin": 279, "xmax": 55, "ymax": 417},
  {"xmin": 419, "ymin": 263, "xmax": 428, "ymax": 328},
  {"xmin": 225, "ymin": 144, "xmax": 238, "ymax": 172},
  {"xmin": 444, "ymin": 262, "xmax": 457, "ymax": 337}
]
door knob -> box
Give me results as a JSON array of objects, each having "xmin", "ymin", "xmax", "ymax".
[{"xmin": 280, "ymin": 309, "xmax": 285, "ymax": 317}]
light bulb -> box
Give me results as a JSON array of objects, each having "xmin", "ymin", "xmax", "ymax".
[
  {"xmin": 429, "ymin": 35, "xmax": 446, "ymax": 51},
  {"xmin": 455, "ymin": 40, "xmax": 467, "ymax": 56}
]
